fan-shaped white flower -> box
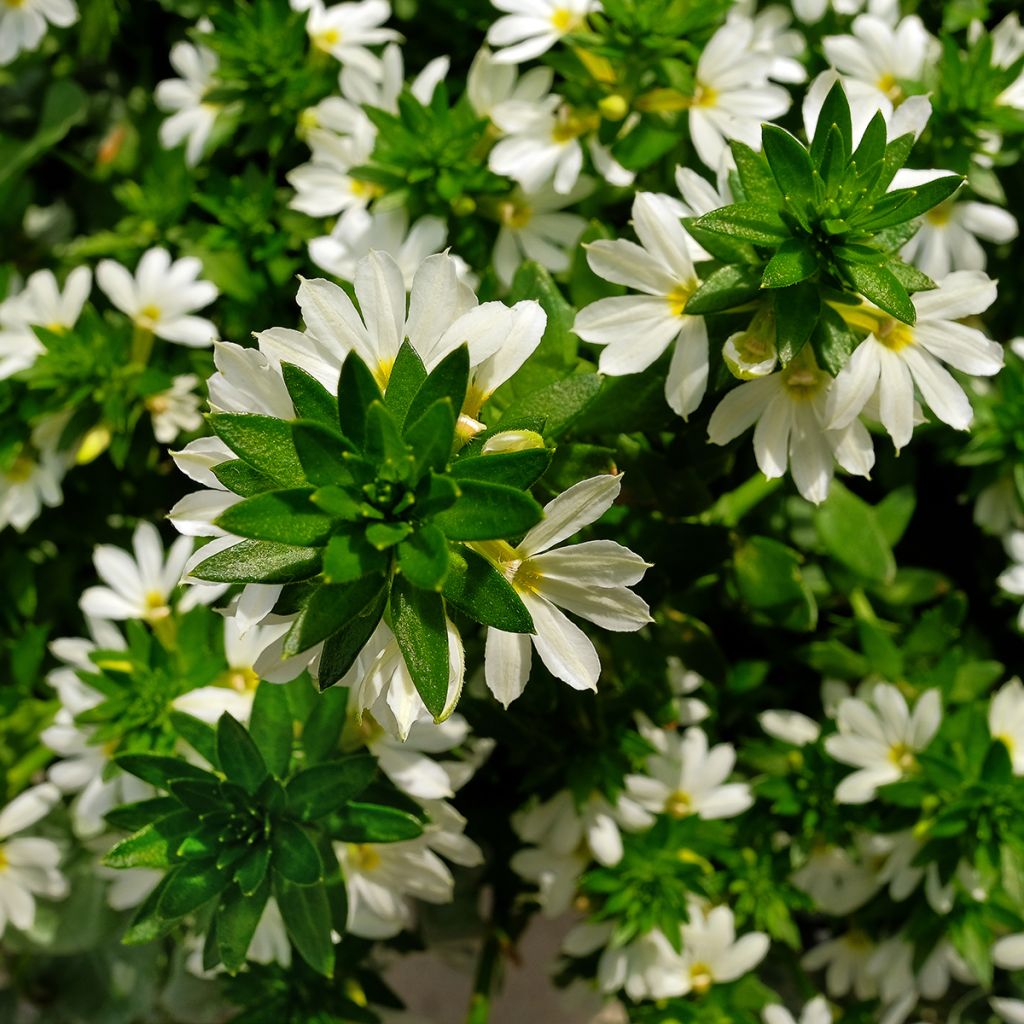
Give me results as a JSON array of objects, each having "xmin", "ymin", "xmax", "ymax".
[
  {"xmin": 467, "ymin": 46, "xmax": 554, "ymax": 123},
  {"xmin": 791, "ymin": 841, "xmax": 881, "ymax": 915},
  {"xmin": 825, "ymin": 272, "xmax": 1003, "ymax": 451},
  {"xmin": 96, "ymin": 248, "xmax": 219, "ymax": 348},
  {"xmin": 0, "ymin": 266, "xmax": 91, "ymax": 379},
  {"xmin": 486, "ymin": 0, "xmax": 598, "ymax": 64},
  {"xmin": 0, "ymin": 0, "xmax": 77, "ymax": 66},
  {"xmin": 510, "ymin": 844, "xmax": 587, "ymax": 918},
  {"xmin": 305, "ymin": 0, "xmax": 399, "ymax": 77},
  {"xmin": 707, "ymin": 347, "xmax": 875, "ymax": 505},
  {"xmin": 626, "ymin": 726, "xmax": 753, "ymax": 821},
  {"xmin": 479, "ymin": 473, "xmax": 651, "ymax": 702},
  {"xmin": 146, "ymin": 374, "xmax": 203, "ymax": 444},
  {"xmin": 976, "ymin": 476, "xmax": 1024, "ymax": 536},
  {"xmin": 989, "ymin": 678, "xmax": 1024, "ymax": 772},
  {"xmin": 902, "ymin": 198, "xmax": 1017, "ymax": 280},
  {"xmin": 0, "ymin": 415, "xmax": 69, "ymax": 533},
  {"xmin": 666, "ymin": 657, "xmax": 710, "ymax": 725},
  {"xmin": 155, "ymin": 42, "xmax": 221, "ymax": 167},
  {"xmin": 763, "ymin": 996, "xmax": 832, "ymax": 1024},
  {"xmin": 993, "ymin": 998, "xmax": 1024, "ymax": 1024},
  {"xmin": 675, "ymin": 902, "xmax": 770, "ymax": 995},
  {"xmin": 760, "ymin": 709, "xmax": 821, "ymax": 746},
  {"xmin": 574, "ymin": 192, "xmax": 711, "ymax": 419},
  {"xmin": 0, "ymin": 783, "xmax": 68, "ymax": 936},
  {"xmin": 824, "ymin": 684, "xmax": 942, "ymax": 804},
  {"xmin": 802, "ymin": 930, "xmax": 878, "ymax": 999}
]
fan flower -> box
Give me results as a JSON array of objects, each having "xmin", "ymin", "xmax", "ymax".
[
  {"xmin": 0, "ymin": 415, "xmax": 69, "ymax": 533},
  {"xmin": 486, "ymin": 0, "xmax": 598, "ymax": 64},
  {"xmin": 146, "ymin": 374, "xmax": 203, "ymax": 444},
  {"xmin": 0, "ymin": 0, "xmax": 77, "ymax": 66},
  {"xmin": 304, "ymin": 0, "xmax": 400, "ymax": 78},
  {"xmin": 155, "ymin": 42, "xmax": 221, "ymax": 167}
]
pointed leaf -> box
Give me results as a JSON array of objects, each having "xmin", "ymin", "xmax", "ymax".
[
  {"xmin": 442, "ymin": 547, "xmax": 534, "ymax": 633},
  {"xmin": 389, "ymin": 576, "xmax": 450, "ymax": 717},
  {"xmin": 216, "ymin": 488, "xmax": 333, "ymax": 546},
  {"xmin": 285, "ymin": 577, "xmax": 387, "ymax": 655},
  {"xmin": 208, "ymin": 414, "xmax": 306, "ymax": 487},
  {"xmin": 405, "ymin": 345, "xmax": 469, "ymax": 430},
  {"xmin": 217, "ymin": 878, "xmax": 271, "ymax": 973},
  {"xmin": 398, "ymin": 524, "xmax": 450, "ymax": 590},
  {"xmin": 383, "ymin": 339, "xmax": 428, "ymax": 425},
  {"xmin": 191, "ymin": 537, "xmax": 322, "ymax": 585},
  {"xmin": 433, "ymin": 480, "xmax": 543, "ymax": 541},
  {"xmin": 249, "ymin": 681, "xmax": 293, "ymax": 779},
  {"xmin": 217, "ymin": 713, "xmax": 269, "ymax": 793},
  {"xmin": 316, "ymin": 588, "xmax": 389, "ymax": 690},
  {"xmin": 338, "ymin": 350, "xmax": 384, "ymax": 450},
  {"xmin": 271, "ymin": 819, "xmax": 322, "ymax": 885},
  {"xmin": 286, "ymin": 756, "xmax": 377, "ymax": 820},
  {"xmin": 275, "ymin": 874, "xmax": 335, "ymax": 977},
  {"xmin": 283, "ymin": 363, "xmax": 339, "ymax": 424}
]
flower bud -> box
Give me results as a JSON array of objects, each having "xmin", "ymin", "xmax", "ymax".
[{"xmin": 482, "ymin": 429, "xmax": 547, "ymax": 454}]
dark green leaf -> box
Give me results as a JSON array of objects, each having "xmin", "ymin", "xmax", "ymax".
[
  {"xmin": 332, "ymin": 802, "xmax": 425, "ymax": 843},
  {"xmin": 190, "ymin": 537, "xmax": 322, "ymax": 585},
  {"xmin": 167, "ymin": 712, "xmax": 219, "ymax": 768},
  {"xmin": 684, "ymin": 264, "xmax": 763, "ymax": 315},
  {"xmin": 217, "ymin": 713, "xmax": 269, "ymax": 794},
  {"xmin": 115, "ymin": 753, "xmax": 218, "ymax": 789},
  {"xmin": 292, "ymin": 421, "xmax": 357, "ymax": 487},
  {"xmin": 365, "ymin": 521, "xmax": 413, "ymax": 549},
  {"xmin": 434, "ymin": 480, "xmax": 543, "ymax": 541},
  {"xmin": 384, "ymin": 340, "xmax": 428, "ymax": 425},
  {"xmin": 730, "ymin": 141, "xmax": 781, "ymax": 205},
  {"xmin": 338, "ymin": 351, "xmax": 384, "ymax": 450},
  {"xmin": 810, "ymin": 303, "xmax": 858, "ymax": 376},
  {"xmin": 405, "ymin": 345, "xmax": 469, "ymax": 430},
  {"xmin": 451, "ymin": 447, "xmax": 552, "ymax": 489},
  {"xmin": 208, "ymin": 414, "xmax": 306, "ymax": 487},
  {"xmin": 104, "ymin": 810, "xmax": 195, "ymax": 869},
  {"xmin": 693, "ymin": 202, "xmax": 789, "ymax": 245},
  {"xmin": 301, "ymin": 688, "xmax": 349, "ymax": 761},
  {"xmin": 389, "ymin": 576, "xmax": 450, "ymax": 718},
  {"xmin": 216, "ymin": 488, "xmax": 333, "ymax": 546},
  {"xmin": 274, "ymin": 875, "xmax": 335, "ymax": 977},
  {"xmin": 157, "ymin": 861, "xmax": 228, "ymax": 919},
  {"xmin": 234, "ymin": 844, "xmax": 272, "ymax": 897},
  {"xmin": 285, "ymin": 577, "xmax": 386, "ymax": 655},
  {"xmin": 496, "ymin": 373, "xmax": 602, "ymax": 440},
  {"xmin": 322, "ymin": 528, "xmax": 388, "ymax": 583},
  {"xmin": 843, "ymin": 261, "xmax": 915, "ymax": 323},
  {"xmin": 762, "ymin": 124, "xmax": 815, "ymax": 202},
  {"xmin": 774, "ymin": 282, "xmax": 820, "ymax": 364},
  {"xmin": 212, "ymin": 460, "xmax": 278, "ymax": 498},
  {"xmin": 272, "ymin": 819, "xmax": 322, "ymax": 885},
  {"xmin": 286, "ymin": 757, "xmax": 377, "ymax": 820},
  {"xmin": 217, "ymin": 878, "xmax": 271, "ymax": 973},
  {"xmin": 249, "ymin": 681, "xmax": 293, "ymax": 779},
  {"xmin": 815, "ymin": 482, "xmax": 896, "ymax": 583},
  {"xmin": 809, "ymin": 81, "xmax": 853, "ymax": 164},
  {"xmin": 443, "ymin": 547, "xmax": 534, "ymax": 633},
  {"xmin": 398, "ymin": 524, "xmax": 450, "ymax": 590},
  {"xmin": 316, "ymin": 588, "xmax": 389, "ymax": 690},
  {"xmin": 404, "ymin": 398, "xmax": 456, "ymax": 475},
  {"xmin": 762, "ymin": 238, "xmax": 818, "ymax": 289},
  {"xmin": 283, "ymin": 363, "xmax": 339, "ymax": 424}
]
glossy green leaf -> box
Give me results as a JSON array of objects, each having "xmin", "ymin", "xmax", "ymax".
[
  {"xmin": 286, "ymin": 756, "xmax": 377, "ymax": 820},
  {"xmin": 384, "ymin": 339, "xmax": 428, "ymax": 425},
  {"xmin": 216, "ymin": 488, "xmax": 333, "ymax": 546},
  {"xmin": 190, "ymin": 538, "xmax": 322, "ymax": 585},
  {"xmin": 404, "ymin": 344, "xmax": 469, "ymax": 430},
  {"xmin": 212, "ymin": 460, "xmax": 278, "ymax": 498},
  {"xmin": 285, "ymin": 577, "xmax": 386, "ymax": 655},
  {"xmin": 442, "ymin": 547, "xmax": 534, "ymax": 633},
  {"xmin": 217, "ymin": 878, "xmax": 271, "ymax": 973},
  {"xmin": 157, "ymin": 861, "xmax": 229, "ymax": 919},
  {"xmin": 451, "ymin": 447, "xmax": 552, "ymax": 489},
  {"xmin": 217, "ymin": 713, "xmax": 269, "ymax": 794},
  {"xmin": 248, "ymin": 681, "xmax": 293, "ymax": 779},
  {"xmin": 398, "ymin": 524, "xmax": 450, "ymax": 590},
  {"xmin": 389, "ymin": 576, "xmax": 450, "ymax": 717},
  {"xmin": 208, "ymin": 414, "xmax": 307, "ymax": 487},
  {"xmin": 292, "ymin": 421, "xmax": 356, "ymax": 487},
  {"xmin": 338, "ymin": 350, "xmax": 384, "ymax": 450},
  {"xmin": 275, "ymin": 874, "xmax": 335, "ymax": 977},
  {"xmin": 773, "ymin": 282, "xmax": 820, "ymax": 364},
  {"xmin": 694, "ymin": 202, "xmax": 789, "ymax": 245},
  {"xmin": 815, "ymin": 482, "xmax": 896, "ymax": 583},
  {"xmin": 271, "ymin": 819, "xmax": 322, "ymax": 885},
  {"xmin": 433, "ymin": 479, "xmax": 543, "ymax": 541},
  {"xmin": 763, "ymin": 124, "xmax": 815, "ymax": 202},
  {"xmin": 332, "ymin": 802, "xmax": 425, "ymax": 843},
  {"xmin": 842, "ymin": 261, "xmax": 915, "ymax": 324},
  {"xmin": 282, "ymin": 363, "xmax": 339, "ymax": 424},
  {"xmin": 316, "ymin": 587, "xmax": 389, "ymax": 690},
  {"xmin": 322, "ymin": 528, "xmax": 388, "ymax": 583},
  {"xmin": 762, "ymin": 238, "xmax": 818, "ymax": 289}
]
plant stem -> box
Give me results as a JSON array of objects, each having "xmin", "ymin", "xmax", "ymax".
[
  {"xmin": 466, "ymin": 930, "xmax": 503, "ymax": 1024},
  {"xmin": 131, "ymin": 324, "xmax": 155, "ymax": 367}
]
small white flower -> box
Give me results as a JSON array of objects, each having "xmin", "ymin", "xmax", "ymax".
[
  {"xmin": 0, "ymin": 414, "xmax": 68, "ymax": 532},
  {"xmin": 305, "ymin": 0, "xmax": 400, "ymax": 78},
  {"xmin": 0, "ymin": 266, "xmax": 91, "ymax": 379},
  {"xmin": 563, "ymin": 923, "xmax": 686, "ymax": 1001},
  {"xmin": 155, "ymin": 42, "xmax": 221, "ymax": 167},
  {"xmin": 902, "ymin": 198, "xmax": 1017, "ymax": 280},
  {"xmin": 467, "ymin": 45, "xmax": 555, "ymax": 122},
  {"xmin": 674, "ymin": 902, "xmax": 770, "ymax": 995},
  {"xmin": 96, "ymin": 247, "xmax": 219, "ymax": 348},
  {"xmin": 309, "ymin": 206, "xmax": 448, "ymax": 288},
  {"xmin": 0, "ymin": 783, "xmax": 68, "ymax": 936},
  {"xmin": 80, "ymin": 521, "xmax": 222, "ymax": 624},
  {"xmin": 486, "ymin": 0, "xmax": 598, "ymax": 64},
  {"xmin": 975, "ymin": 477, "xmax": 1024, "ymax": 536},
  {"xmin": 791, "ymin": 841, "xmax": 880, "ymax": 915},
  {"xmin": 146, "ymin": 374, "xmax": 203, "ymax": 444},
  {"xmin": 510, "ymin": 844, "xmax": 587, "ymax": 917},
  {"xmin": 0, "ymin": 0, "xmax": 77, "ymax": 66},
  {"xmin": 989, "ymin": 678, "xmax": 1024, "ymax": 772},
  {"xmin": 999, "ymin": 535, "xmax": 1024, "ymax": 630},
  {"xmin": 480, "ymin": 473, "xmax": 651, "ymax": 702},
  {"xmin": 626, "ymin": 726, "xmax": 753, "ymax": 821},
  {"xmin": 993, "ymin": 998, "xmax": 1024, "ymax": 1024},
  {"xmin": 666, "ymin": 657, "xmax": 710, "ymax": 725},
  {"xmin": 824, "ymin": 683, "xmax": 942, "ymax": 804},
  {"xmin": 707, "ymin": 348, "xmax": 875, "ymax": 505},
  {"xmin": 825, "ymin": 272, "xmax": 1004, "ymax": 451},
  {"xmin": 763, "ymin": 996, "xmax": 832, "ymax": 1024},
  {"xmin": 575, "ymin": 192, "xmax": 711, "ymax": 419},
  {"xmin": 760, "ymin": 709, "xmax": 821, "ymax": 746},
  {"xmin": 802, "ymin": 930, "xmax": 878, "ymax": 999}
]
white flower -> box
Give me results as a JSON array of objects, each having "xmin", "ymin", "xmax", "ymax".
[
  {"xmin": 707, "ymin": 348, "xmax": 875, "ymax": 505},
  {"xmin": 674, "ymin": 903, "xmax": 770, "ymax": 995},
  {"xmin": 975, "ymin": 477, "xmax": 1024, "ymax": 536},
  {"xmin": 563, "ymin": 923, "xmax": 686, "ymax": 1001},
  {"xmin": 824, "ymin": 683, "xmax": 942, "ymax": 804},
  {"xmin": 989, "ymin": 678, "xmax": 1024, "ymax": 772},
  {"xmin": 999, "ymin": 535, "xmax": 1024, "ymax": 630},
  {"xmin": 480, "ymin": 474, "xmax": 651, "ymax": 702},
  {"xmin": 666, "ymin": 657, "xmax": 710, "ymax": 725},
  {"xmin": 802, "ymin": 931, "xmax": 878, "ymax": 999},
  {"xmin": 510, "ymin": 845, "xmax": 587, "ymax": 917},
  {"xmin": 80, "ymin": 521, "xmax": 222, "ymax": 624},
  {"xmin": 492, "ymin": 178, "xmax": 590, "ymax": 286},
  {"xmin": 96, "ymin": 248, "xmax": 219, "ymax": 348},
  {"xmin": 731, "ymin": 2, "xmax": 807, "ymax": 84},
  {"xmin": 155, "ymin": 42, "xmax": 221, "ymax": 166},
  {"xmin": 309, "ymin": 206, "xmax": 448, "ymax": 287},
  {"xmin": 993, "ymin": 999, "xmax": 1024, "ymax": 1024},
  {"xmin": 626, "ymin": 727, "xmax": 753, "ymax": 821},
  {"xmin": 760, "ymin": 710, "xmax": 821, "ymax": 746},
  {"xmin": 0, "ymin": 266, "xmax": 91, "ymax": 379},
  {"xmin": 825, "ymin": 272, "xmax": 1003, "ymax": 451},
  {"xmin": 0, "ymin": 783, "xmax": 68, "ymax": 936},
  {"xmin": 823, "ymin": 13, "xmax": 934, "ymax": 111},
  {"xmin": 489, "ymin": 97, "xmax": 633, "ymax": 194},
  {"xmin": 146, "ymin": 374, "xmax": 203, "ymax": 444},
  {"xmin": 791, "ymin": 842, "xmax": 880, "ymax": 915},
  {"xmin": 0, "ymin": 414, "xmax": 68, "ymax": 533},
  {"xmin": 305, "ymin": 0, "xmax": 399, "ymax": 77},
  {"xmin": 288, "ymin": 118, "xmax": 378, "ymax": 218},
  {"xmin": 467, "ymin": 46, "xmax": 554, "ymax": 122},
  {"xmin": 686, "ymin": 16, "xmax": 791, "ymax": 170},
  {"xmin": 486, "ymin": 0, "xmax": 598, "ymax": 64},
  {"xmin": 763, "ymin": 996, "xmax": 832, "ymax": 1024},
  {"xmin": 0, "ymin": 0, "xmax": 77, "ymax": 66},
  {"xmin": 902, "ymin": 198, "xmax": 1018, "ymax": 280},
  {"xmin": 575, "ymin": 192, "xmax": 711, "ymax": 418}
]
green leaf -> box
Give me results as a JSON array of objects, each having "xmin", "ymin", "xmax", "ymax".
[
  {"xmin": 810, "ymin": 303, "xmax": 858, "ymax": 376},
  {"xmin": 285, "ymin": 577, "xmax": 386, "ymax": 655},
  {"xmin": 496, "ymin": 372, "xmax": 603, "ymax": 441},
  {"xmin": 842, "ymin": 261, "xmax": 915, "ymax": 323},
  {"xmin": 217, "ymin": 713, "xmax": 269, "ymax": 794},
  {"xmin": 208, "ymin": 414, "xmax": 307, "ymax": 487},
  {"xmin": 275, "ymin": 874, "xmax": 335, "ymax": 976},
  {"xmin": 762, "ymin": 124, "xmax": 815, "ymax": 203},
  {"xmin": 404, "ymin": 398, "xmax": 456, "ymax": 475},
  {"xmin": 434, "ymin": 480, "xmax": 543, "ymax": 541},
  {"xmin": 773, "ymin": 282, "xmax": 820, "ymax": 364},
  {"xmin": 389, "ymin": 576, "xmax": 450, "ymax": 718},
  {"xmin": 384, "ymin": 340, "xmax": 428, "ymax": 425},
  {"xmin": 115, "ymin": 754, "xmax": 218, "ymax": 789},
  {"xmin": 217, "ymin": 878, "xmax": 271, "ymax": 973},
  {"xmin": 338, "ymin": 351, "xmax": 384, "ymax": 450},
  {"xmin": 365, "ymin": 401, "xmax": 415, "ymax": 477},
  {"xmin": 292, "ymin": 421, "xmax": 357, "ymax": 487},
  {"xmin": 157, "ymin": 861, "xmax": 229, "ymax": 919},
  {"xmin": 105, "ymin": 797, "xmax": 180, "ymax": 833},
  {"xmin": 248, "ymin": 682, "xmax": 293, "ymax": 779},
  {"xmin": 694, "ymin": 202, "xmax": 789, "ymax": 245},
  {"xmin": 762, "ymin": 238, "xmax": 818, "ymax": 289},
  {"xmin": 451, "ymin": 448, "xmax": 552, "ymax": 489},
  {"xmin": 850, "ymin": 111, "xmax": 887, "ymax": 173},
  {"xmin": 809, "ymin": 81, "xmax": 853, "ymax": 165},
  {"xmin": 168, "ymin": 711, "xmax": 219, "ymax": 769},
  {"xmin": 365, "ymin": 521, "xmax": 413, "ymax": 549},
  {"xmin": 442, "ymin": 548, "xmax": 534, "ymax": 633},
  {"xmin": 875, "ymin": 486, "xmax": 915, "ymax": 545},
  {"xmin": 398, "ymin": 524, "xmax": 450, "ymax": 590},
  {"xmin": 234, "ymin": 845, "xmax": 272, "ymax": 897},
  {"xmin": 405, "ymin": 345, "xmax": 469, "ymax": 430},
  {"xmin": 734, "ymin": 537, "xmax": 817, "ymax": 631},
  {"xmin": 286, "ymin": 757, "xmax": 377, "ymax": 820},
  {"xmin": 283, "ymin": 363, "xmax": 339, "ymax": 424},
  {"xmin": 216, "ymin": 488, "xmax": 333, "ymax": 546},
  {"xmin": 122, "ymin": 875, "xmax": 177, "ymax": 945},
  {"xmin": 272, "ymin": 819, "xmax": 323, "ymax": 885},
  {"xmin": 301, "ymin": 688, "xmax": 349, "ymax": 762},
  {"xmin": 683, "ymin": 264, "xmax": 763, "ymax": 315},
  {"xmin": 104, "ymin": 810, "xmax": 194, "ymax": 869},
  {"xmin": 212, "ymin": 460, "xmax": 278, "ymax": 498},
  {"xmin": 730, "ymin": 142, "xmax": 781, "ymax": 205},
  {"xmin": 322, "ymin": 528, "xmax": 388, "ymax": 583},
  {"xmin": 316, "ymin": 587, "xmax": 389, "ymax": 690},
  {"xmin": 311, "ymin": 485, "xmax": 363, "ymax": 520},
  {"xmin": 856, "ymin": 175, "xmax": 964, "ymax": 232},
  {"xmin": 815, "ymin": 482, "xmax": 896, "ymax": 583},
  {"xmin": 190, "ymin": 538, "xmax": 322, "ymax": 585},
  {"xmin": 332, "ymin": 802, "xmax": 425, "ymax": 843}
]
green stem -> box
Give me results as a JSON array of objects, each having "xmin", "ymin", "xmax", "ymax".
[
  {"xmin": 466, "ymin": 930, "xmax": 503, "ymax": 1024},
  {"xmin": 131, "ymin": 324, "xmax": 155, "ymax": 367},
  {"xmin": 702, "ymin": 473, "xmax": 782, "ymax": 528}
]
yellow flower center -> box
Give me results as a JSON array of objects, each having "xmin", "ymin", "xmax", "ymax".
[
  {"xmin": 350, "ymin": 178, "xmax": 384, "ymax": 200},
  {"xmin": 691, "ymin": 84, "xmax": 719, "ymax": 109},
  {"xmin": 472, "ymin": 540, "xmax": 544, "ymax": 593},
  {"xmin": 875, "ymin": 72, "xmax": 903, "ymax": 102},
  {"xmin": 666, "ymin": 280, "xmax": 697, "ymax": 318},
  {"xmin": 137, "ymin": 304, "xmax": 162, "ymax": 330},
  {"xmin": 997, "ymin": 731, "xmax": 1017, "ymax": 756},
  {"xmin": 5, "ymin": 455, "xmax": 34, "ymax": 483},
  {"xmin": 222, "ymin": 666, "xmax": 260, "ymax": 694},
  {"xmin": 551, "ymin": 108, "xmax": 599, "ymax": 143},
  {"xmin": 781, "ymin": 358, "xmax": 828, "ymax": 401},
  {"xmin": 44, "ymin": 321, "xmax": 66, "ymax": 334},
  {"xmin": 314, "ymin": 28, "xmax": 342, "ymax": 51},
  {"xmin": 845, "ymin": 928, "xmax": 872, "ymax": 950},
  {"xmin": 3, "ymin": 0, "xmax": 25, "ymax": 7},
  {"xmin": 144, "ymin": 590, "xmax": 171, "ymax": 622},
  {"xmin": 0, "ymin": 845, "xmax": 7, "ymax": 872},
  {"xmin": 875, "ymin": 317, "xmax": 915, "ymax": 352},
  {"xmin": 499, "ymin": 199, "xmax": 533, "ymax": 230},
  {"xmin": 550, "ymin": 7, "xmax": 579, "ymax": 32},
  {"xmin": 689, "ymin": 963, "xmax": 714, "ymax": 994},
  {"xmin": 147, "ymin": 395, "xmax": 170, "ymax": 415},
  {"xmin": 926, "ymin": 201, "xmax": 954, "ymax": 226},
  {"xmin": 348, "ymin": 843, "xmax": 381, "ymax": 871},
  {"xmin": 665, "ymin": 789, "xmax": 693, "ymax": 818},
  {"xmin": 887, "ymin": 742, "xmax": 916, "ymax": 771}
]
